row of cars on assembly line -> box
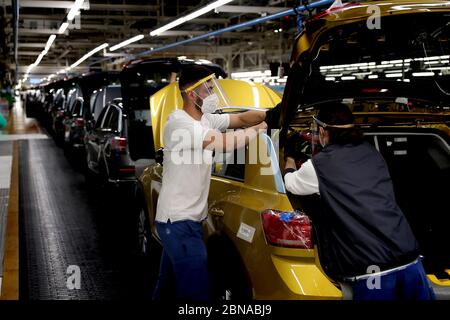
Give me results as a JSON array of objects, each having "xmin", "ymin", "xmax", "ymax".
[{"xmin": 24, "ymin": 0, "xmax": 450, "ymax": 300}]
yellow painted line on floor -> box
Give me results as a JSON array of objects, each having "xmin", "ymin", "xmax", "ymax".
[{"xmin": 0, "ymin": 141, "xmax": 19, "ymax": 300}]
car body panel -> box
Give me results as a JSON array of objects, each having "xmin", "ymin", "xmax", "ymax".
[{"xmin": 290, "ymin": 0, "xmax": 450, "ymax": 64}]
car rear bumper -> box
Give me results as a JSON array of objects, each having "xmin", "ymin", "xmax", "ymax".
[{"xmin": 270, "ymin": 254, "xmax": 343, "ymax": 300}]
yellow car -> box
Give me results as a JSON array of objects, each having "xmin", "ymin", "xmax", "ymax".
[
  {"xmin": 137, "ymin": 0, "xmax": 450, "ymax": 300},
  {"xmin": 136, "ymin": 78, "xmax": 342, "ymax": 300},
  {"xmin": 281, "ymin": 0, "xmax": 450, "ymax": 298}
]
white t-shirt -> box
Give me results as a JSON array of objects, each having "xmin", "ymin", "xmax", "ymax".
[
  {"xmin": 284, "ymin": 159, "xmax": 320, "ymax": 195},
  {"xmin": 156, "ymin": 110, "xmax": 230, "ymax": 223}
]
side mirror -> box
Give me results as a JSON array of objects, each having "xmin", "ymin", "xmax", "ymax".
[{"xmin": 155, "ymin": 148, "xmax": 164, "ymax": 165}]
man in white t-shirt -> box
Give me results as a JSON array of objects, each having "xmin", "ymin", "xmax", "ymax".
[{"xmin": 153, "ymin": 65, "xmax": 268, "ymax": 301}]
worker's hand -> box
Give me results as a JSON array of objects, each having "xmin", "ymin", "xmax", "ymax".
[
  {"xmin": 265, "ymin": 103, "xmax": 282, "ymax": 130},
  {"xmin": 284, "ymin": 132, "xmax": 310, "ymax": 164}
]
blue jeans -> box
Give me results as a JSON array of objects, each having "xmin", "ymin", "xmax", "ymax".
[
  {"xmin": 152, "ymin": 220, "xmax": 209, "ymax": 301},
  {"xmin": 351, "ymin": 259, "xmax": 435, "ymax": 300}
]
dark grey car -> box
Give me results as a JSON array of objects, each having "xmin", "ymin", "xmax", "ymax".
[{"xmin": 85, "ymin": 98, "xmax": 135, "ymax": 185}]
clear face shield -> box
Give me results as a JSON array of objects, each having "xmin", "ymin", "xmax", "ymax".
[
  {"xmin": 182, "ymin": 74, "xmax": 231, "ymax": 114},
  {"xmin": 311, "ymin": 116, "xmax": 324, "ymax": 155}
]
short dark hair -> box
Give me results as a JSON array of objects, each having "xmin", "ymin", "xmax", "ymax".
[
  {"xmin": 179, "ymin": 65, "xmax": 214, "ymax": 91},
  {"xmin": 316, "ymin": 102, "xmax": 364, "ymax": 145}
]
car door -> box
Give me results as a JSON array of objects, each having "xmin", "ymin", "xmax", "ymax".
[
  {"xmin": 65, "ymin": 98, "xmax": 83, "ymax": 143},
  {"xmin": 100, "ymin": 105, "xmax": 120, "ymax": 177},
  {"xmin": 86, "ymin": 105, "xmax": 110, "ymax": 172}
]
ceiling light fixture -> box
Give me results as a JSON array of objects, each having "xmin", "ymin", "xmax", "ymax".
[
  {"xmin": 67, "ymin": 0, "xmax": 85, "ymax": 21},
  {"xmin": 44, "ymin": 34, "xmax": 56, "ymax": 52},
  {"xmin": 150, "ymin": 0, "xmax": 234, "ymax": 36},
  {"xmin": 70, "ymin": 43, "xmax": 109, "ymax": 69},
  {"xmin": 412, "ymin": 72, "xmax": 435, "ymax": 77},
  {"xmin": 58, "ymin": 22, "xmax": 69, "ymax": 34},
  {"xmin": 109, "ymin": 34, "xmax": 145, "ymax": 51}
]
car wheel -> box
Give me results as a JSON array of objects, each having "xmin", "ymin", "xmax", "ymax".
[
  {"xmin": 84, "ymin": 168, "xmax": 98, "ymax": 191},
  {"xmin": 134, "ymin": 196, "xmax": 159, "ymax": 258},
  {"xmin": 134, "ymin": 195, "xmax": 163, "ymax": 289},
  {"xmin": 138, "ymin": 205, "xmax": 151, "ymax": 257},
  {"xmin": 207, "ymin": 235, "xmax": 253, "ymax": 301}
]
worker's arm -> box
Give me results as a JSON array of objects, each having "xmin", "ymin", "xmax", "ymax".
[
  {"xmin": 285, "ymin": 157, "xmax": 297, "ymax": 171},
  {"xmin": 284, "ymin": 158, "xmax": 319, "ymax": 195},
  {"xmin": 203, "ymin": 121, "xmax": 267, "ymax": 151},
  {"xmin": 228, "ymin": 110, "xmax": 266, "ymax": 129}
]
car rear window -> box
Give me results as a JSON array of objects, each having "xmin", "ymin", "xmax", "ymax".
[{"xmin": 299, "ymin": 12, "xmax": 450, "ymax": 110}]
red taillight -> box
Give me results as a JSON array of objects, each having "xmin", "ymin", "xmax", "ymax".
[
  {"xmin": 119, "ymin": 167, "xmax": 135, "ymax": 173},
  {"xmin": 361, "ymin": 88, "xmax": 389, "ymax": 93},
  {"xmin": 111, "ymin": 137, "xmax": 127, "ymax": 152},
  {"xmin": 75, "ymin": 117, "xmax": 85, "ymax": 127},
  {"xmin": 261, "ymin": 210, "xmax": 313, "ymax": 249}
]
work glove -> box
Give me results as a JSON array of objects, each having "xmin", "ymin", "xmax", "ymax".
[
  {"xmin": 265, "ymin": 103, "xmax": 282, "ymax": 131},
  {"xmin": 284, "ymin": 131, "xmax": 311, "ymax": 165}
]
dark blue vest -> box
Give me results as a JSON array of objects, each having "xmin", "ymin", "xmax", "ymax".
[{"xmin": 311, "ymin": 142, "xmax": 419, "ymax": 278}]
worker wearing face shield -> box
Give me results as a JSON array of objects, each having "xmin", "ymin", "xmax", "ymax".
[
  {"xmin": 153, "ymin": 65, "xmax": 269, "ymax": 301},
  {"xmin": 283, "ymin": 102, "xmax": 434, "ymax": 300}
]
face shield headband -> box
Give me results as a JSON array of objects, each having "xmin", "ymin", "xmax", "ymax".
[
  {"xmin": 311, "ymin": 115, "xmax": 355, "ymax": 130},
  {"xmin": 310, "ymin": 115, "xmax": 355, "ymax": 154},
  {"xmin": 182, "ymin": 74, "xmax": 215, "ymax": 94},
  {"xmin": 181, "ymin": 74, "xmax": 230, "ymax": 114}
]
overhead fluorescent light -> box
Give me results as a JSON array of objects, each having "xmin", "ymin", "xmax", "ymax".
[
  {"xmin": 368, "ymin": 75, "xmax": 379, "ymax": 79},
  {"xmin": 423, "ymin": 56, "xmax": 440, "ymax": 61},
  {"xmin": 385, "ymin": 73, "xmax": 403, "ymax": 78},
  {"xmin": 34, "ymin": 52, "xmax": 45, "ymax": 65},
  {"xmin": 150, "ymin": 0, "xmax": 233, "ymax": 36},
  {"xmin": 341, "ymin": 76, "xmax": 356, "ymax": 80},
  {"xmin": 67, "ymin": 0, "xmax": 85, "ymax": 21},
  {"xmin": 110, "ymin": 34, "xmax": 145, "ymax": 51},
  {"xmin": 353, "ymin": 72, "xmax": 372, "ymax": 76},
  {"xmin": 325, "ymin": 77, "xmax": 335, "ymax": 81},
  {"xmin": 58, "ymin": 22, "xmax": 69, "ymax": 34},
  {"xmin": 70, "ymin": 43, "xmax": 109, "ymax": 68},
  {"xmin": 427, "ymin": 66, "xmax": 450, "ymax": 71},
  {"xmin": 44, "ymin": 34, "xmax": 56, "ymax": 52},
  {"xmin": 412, "ymin": 72, "xmax": 435, "ymax": 77}
]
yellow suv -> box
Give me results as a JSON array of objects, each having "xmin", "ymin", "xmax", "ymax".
[
  {"xmin": 280, "ymin": 0, "xmax": 450, "ymax": 299},
  {"xmin": 136, "ymin": 78, "xmax": 342, "ymax": 300}
]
